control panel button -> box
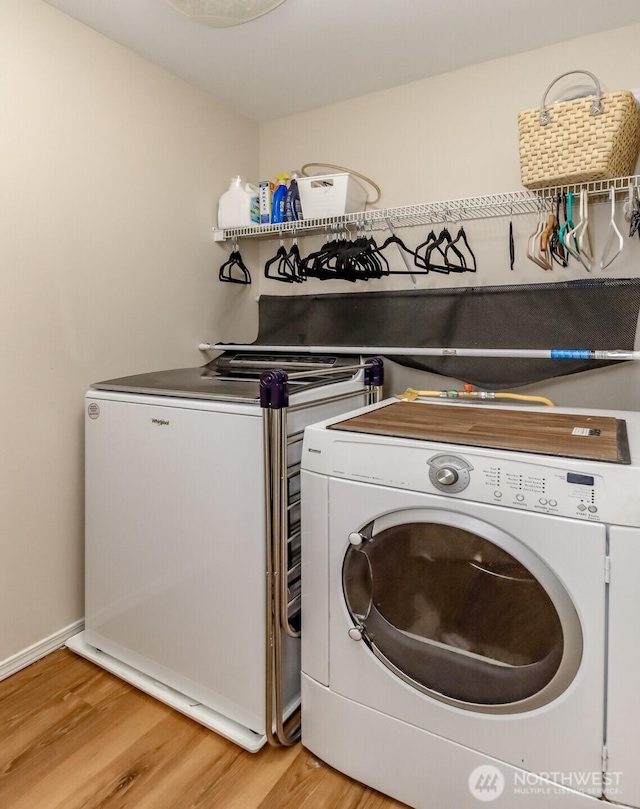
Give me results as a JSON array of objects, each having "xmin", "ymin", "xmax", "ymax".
[
  {"xmin": 516, "ymin": 494, "xmax": 525, "ymax": 502},
  {"xmin": 539, "ymin": 498, "xmax": 548, "ymax": 505},
  {"xmin": 494, "ymin": 491, "xmax": 502, "ymax": 499},
  {"xmin": 577, "ymin": 503, "xmax": 587, "ymax": 512},
  {"xmin": 549, "ymin": 500, "xmax": 557, "ymax": 507},
  {"xmin": 588, "ymin": 506, "xmax": 598, "ymax": 513}
]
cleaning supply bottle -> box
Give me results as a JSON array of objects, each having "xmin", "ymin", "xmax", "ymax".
[
  {"xmin": 259, "ymin": 181, "xmax": 273, "ymax": 224},
  {"xmin": 284, "ymin": 170, "xmax": 303, "ymax": 222},
  {"xmin": 217, "ymin": 176, "xmax": 255, "ymax": 229},
  {"xmin": 246, "ymin": 182, "xmax": 260, "ymax": 225},
  {"xmin": 271, "ymin": 173, "xmax": 290, "ymax": 224}
]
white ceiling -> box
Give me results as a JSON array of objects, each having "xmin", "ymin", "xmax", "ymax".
[{"xmin": 43, "ymin": 0, "xmax": 640, "ymax": 122}]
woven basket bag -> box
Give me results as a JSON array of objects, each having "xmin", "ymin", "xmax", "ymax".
[{"xmin": 518, "ymin": 70, "xmax": 640, "ymax": 189}]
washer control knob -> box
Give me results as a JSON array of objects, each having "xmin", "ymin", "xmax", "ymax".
[
  {"xmin": 348, "ymin": 626, "xmax": 364, "ymax": 641},
  {"xmin": 435, "ymin": 467, "xmax": 459, "ymax": 486},
  {"xmin": 348, "ymin": 532, "xmax": 364, "ymax": 546},
  {"xmin": 428, "ymin": 454, "xmax": 472, "ymax": 493}
]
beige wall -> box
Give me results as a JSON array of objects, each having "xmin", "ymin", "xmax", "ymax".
[
  {"xmin": 260, "ymin": 24, "xmax": 640, "ymax": 204},
  {"xmin": 0, "ymin": 0, "xmax": 258, "ymax": 663},
  {"xmin": 258, "ymin": 24, "xmax": 640, "ymax": 409}
]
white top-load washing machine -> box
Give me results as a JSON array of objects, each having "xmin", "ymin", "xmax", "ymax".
[
  {"xmin": 67, "ymin": 351, "xmax": 382, "ymax": 752},
  {"xmin": 301, "ymin": 398, "xmax": 640, "ymax": 808}
]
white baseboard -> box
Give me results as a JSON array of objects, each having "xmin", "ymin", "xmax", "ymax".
[{"xmin": 0, "ymin": 620, "xmax": 85, "ymax": 682}]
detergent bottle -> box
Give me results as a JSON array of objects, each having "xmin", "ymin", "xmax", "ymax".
[
  {"xmin": 284, "ymin": 170, "xmax": 303, "ymax": 221},
  {"xmin": 217, "ymin": 176, "xmax": 255, "ymax": 229},
  {"xmin": 271, "ymin": 173, "xmax": 290, "ymax": 224}
]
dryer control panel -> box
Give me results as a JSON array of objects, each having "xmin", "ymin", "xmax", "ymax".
[
  {"xmin": 316, "ymin": 436, "xmax": 640, "ymax": 524},
  {"xmin": 427, "ymin": 451, "xmax": 603, "ymax": 521},
  {"xmin": 303, "ymin": 401, "xmax": 640, "ymax": 527}
]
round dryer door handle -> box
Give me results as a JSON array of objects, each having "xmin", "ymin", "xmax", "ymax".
[
  {"xmin": 348, "ymin": 532, "xmax": 365, "ymax": 546},
  {"xmin": 348, "ymin": 625, "xmax": 364, "ymax": 641}
]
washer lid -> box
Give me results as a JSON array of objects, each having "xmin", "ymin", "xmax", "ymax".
[
  {"xmin": 91, "ymin": 365, "xmax": 263, "ymax": 402},
  {"xmin": 91, "ymin": 351, "xmax": 362, "ymax": 402}
]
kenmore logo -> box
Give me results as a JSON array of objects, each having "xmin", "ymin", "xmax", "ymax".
[{"xmin": 152, "ymin": 418, "xmax": 170, "ymax": 426}]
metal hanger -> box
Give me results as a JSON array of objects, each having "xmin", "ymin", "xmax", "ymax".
[
  {"xmin": 599, "ymin": 187, "xmax": 624, "ymax": 270},
  {"xmin": 563, "ymin": 192, "xmax": 587, "ymax": 266},
  {"xmin": 576, "ymin": 189, "xmax": 593, "ymax": 270},
  {"xmin": 564, "ymin": 188, "xmax": 592, "ymax": 270}
]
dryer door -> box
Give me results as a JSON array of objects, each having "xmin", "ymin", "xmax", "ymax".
[
  {"xmin": 327, "ymin": 478, "xmax": 606, "ymax": 783},
  {"xmin": 343, "ymin": 507, "xmax": 581, "ymax": 713}
]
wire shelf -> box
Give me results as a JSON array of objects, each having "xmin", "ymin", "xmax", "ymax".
[{"xmin": 212, "ymin": 173, "xmax": 640, "ymax": 242}]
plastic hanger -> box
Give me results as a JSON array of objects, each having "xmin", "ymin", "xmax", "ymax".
[
  {"xmin": 527, "ymin": 208, "xmax": 551, "ymax": 270},
  {"xmin": 445, "ymin": 224, "xmax": 476, "ymax": 272},
  {"xmin": 285, "ymin": 235, "xmax": 306, "ymax": 282},
  {"xmin": 423, "ymin": 227, "xmax": 455, "ymax": 274},
  {"xmin": 439, "ymin": 214, "xmax": 468, "ymax": 272},
  {"xmin": 540, "ymin": 214, "xmax": 556, "ymax": 253},
  {"xmin": 376, "ymin": 233, "xmax": 419, "ymax": 269},
  {"xmin": 599, "ymin": 187, "xmax": 624, "ymax": 270},
  {"xmin": 559, "ymin": 191, "xmax": 580, "ymax": 263},
  {"xmin": 265, "ymin": 236, "xmax": 298, "ymax": 282},
  {"xmin": 508, "ymin": 205, "xmax": 515, "ymax": 271},
  {"xmin": 219, "ymin": 239, "xmax": 251, "ymax": 284},
  {"xmin": 549, "ymin": 195, "xmax": 568, "ymax": 267},
  {"xmin": 561, "ymin": 192, "xmax": 583, "ymax": 264},
  {"xmin": 413, "ymin": 230, "xmax": 439, "ymax": 271},
  {"xmin": 363, "ymin": 225, "xmax": 390, "ymax": 277},
  {"xmin": 302, "ymin": 226, "xmax": 342, "ymax": 280},
  {"xmin": 535, "ymin": 214, "xmax": 553, "ymax": 271}
]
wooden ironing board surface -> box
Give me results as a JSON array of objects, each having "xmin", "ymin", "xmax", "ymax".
[{"xmin": 329, "ymin": 401, "xmax": 630, "ymax": 463}]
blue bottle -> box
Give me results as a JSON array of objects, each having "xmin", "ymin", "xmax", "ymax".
[
  {"xmin": 285, "ymin": 171, "xmax": 303, "ymax": 222},
  {"xmin": 271, "ymin": 173, "xmax": 289, "ymax": 224}
]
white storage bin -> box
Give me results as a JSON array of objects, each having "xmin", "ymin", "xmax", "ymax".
[{"xmin": 297, "ymin": 173, "xmax": 368, "ymax": 219}]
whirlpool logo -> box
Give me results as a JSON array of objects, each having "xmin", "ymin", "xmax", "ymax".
[{"xmin": 151, "ymin": 418, "xmax": 170, "ymax": 426}]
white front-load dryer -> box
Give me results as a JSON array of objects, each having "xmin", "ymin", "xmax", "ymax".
[{"xmin": 300, "ymin": 399, "xmax": 640, "ymax": 809}]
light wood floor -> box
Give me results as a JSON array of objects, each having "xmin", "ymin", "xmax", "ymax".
[{"xmin": 0, "ymin": 649, "xmax": 407, "ymax": 808}]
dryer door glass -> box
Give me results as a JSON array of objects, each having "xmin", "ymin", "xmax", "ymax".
[{"xmin": 343, "ymin": 513, "xmax": 582, "ymax": 712}]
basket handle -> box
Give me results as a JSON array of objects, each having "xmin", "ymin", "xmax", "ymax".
[{"xmin": 539, "ymin": 70, "xmax": 603, "ymax": 126}]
